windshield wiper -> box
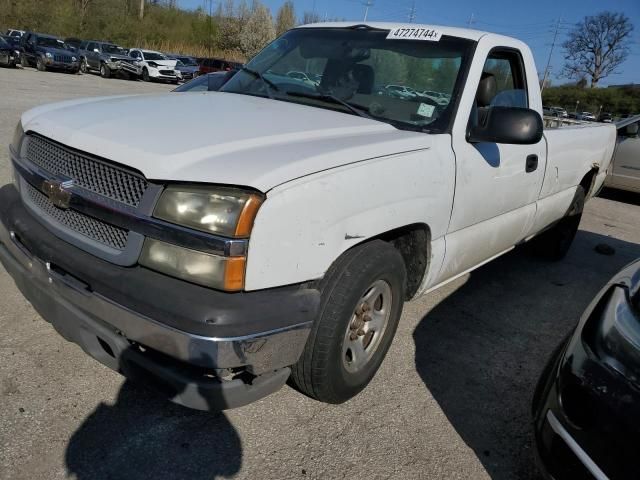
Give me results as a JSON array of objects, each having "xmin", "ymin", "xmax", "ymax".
[
  {"xmin": 284, "ymin": 91, "xmax": 374, "ymax": 120},
  {"xmin": 241, "ymin": 66, "xmax": 279, "ymax": 99}
]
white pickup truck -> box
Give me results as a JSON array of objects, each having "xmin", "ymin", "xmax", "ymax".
[{"xmin": 1, "ymin": 23, "xmax": 616, "ymax": 410}]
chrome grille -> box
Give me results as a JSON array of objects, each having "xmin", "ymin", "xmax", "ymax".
[
  {"xmin": 54, "ymin": 54, "xmax": 72, "ymax": 63},
  {"xmin": 25, "ymin": 182, "xmax": 128, "ymax": 251},
  {"xmin": 26, "ymin": 135, "xmax": 148, "ymax": 207}
]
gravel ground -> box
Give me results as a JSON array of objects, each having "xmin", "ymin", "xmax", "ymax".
[{"xmin": 1, "ymin": 66, "xmax": 640, "ymax": 480}]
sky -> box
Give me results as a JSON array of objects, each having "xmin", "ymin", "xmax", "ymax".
[{"xmin": 182, "ymin": 0, "xmax": 640, "ymax": 86}]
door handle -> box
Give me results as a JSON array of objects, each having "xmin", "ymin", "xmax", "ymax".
[{"xmin": 526, "ymin": 154, "xmax": 538, "ymax": 173}]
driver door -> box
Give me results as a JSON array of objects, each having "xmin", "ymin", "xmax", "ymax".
[{"xmin": 439, "ymin": 48, "xmax": 546, "ymax": 281}]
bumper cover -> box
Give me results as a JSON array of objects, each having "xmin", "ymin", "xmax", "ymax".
[{"xmin": 0, "ymin": 185, "xmax": 319, "ymax": 409}]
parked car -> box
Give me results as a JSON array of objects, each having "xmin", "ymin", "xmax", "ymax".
[
  {"xmin": 198, "ymin": 57, "xmax": 242, "ymax": 74},
  {"xmin": 128, "ymin": 48, "xmax": 180, "ymax": 83},
  {"xmin": 604, "ymin": 115, "xmax": 640, "ymax": 194},
  {"xmin": 286, "ymin": 70, "xmax": 318, "ymax": 86},
  {"xmin": 172, "ymin": 71, "xmax": 236, "ymax": 92},
  {"xmin": 548, "ymin": 106, "xmax": 568, "ymax": 118},
  {"xmin": 419, "ymin": 90, "xmax": 450, "ymax": 106},
  {"xmin": 0, "ymin": 35, "xmax": 22, "ymax": 65},
  {"xmin": 2, "ymin": 22, "xmax": 617, "ymax": 411},
  {"xmin": 576, "ymin": 111, "xmax": 596, "ymax": 121},
  {"xmin": 599, "ymin": 112, "xmax": 613, "ymax": 123},
  {"xmin": 5, "ymin": 29, "xmax": 25, "ymax": 38},
  {"xmin": 19, "ymin": 32, "xmax": 79, "ymax": 73},
  {"xmin": 165, "ymin": 54, "xmax": 199, "ymax": 81},
  {"xmin": 0, "ymin": 36, "xmax": 19, "ymax": 67},
  {"xmin": 80, "ymin": 41, "xmax": 140, "ymax": 79},
  {"xmin": 533, "ymin": 259, "xmax": 640, "ymax": 480},
  {"xmin": 382, "ymin": 84, "xmax": 417, "ymax": 99},
  {"xmin": 64, "ymin": 37, "xmax": 83, "ymax": 52}
]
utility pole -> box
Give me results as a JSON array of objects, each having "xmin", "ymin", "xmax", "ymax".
[
  {"xmin": 467, "ymin": 13, "xmax": 474, "ymax": 27},
  {"xmin": 408, "ymin": 0, "xmax": 416, "ymax": 23},
  {"xmin": 363, "ymin": 0, "xmax": 373, "ymax": 22},
  {"xmin": 208, "ymin": 0, "xmax": 213, "ymax": 58},
  {"xmin": 139, "ymin": 0, "xmax": 144, "ymax": 20},
  {"xmin": 541, "ymin": 17, "xmax": 561, "ymax": 93}
]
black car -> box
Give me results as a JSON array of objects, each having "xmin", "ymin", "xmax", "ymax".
[
  {"xmin": 0, "ymin": 36, "xmax": 20, "ymax": 67},
  {"xmin": 533, "ymin": 259, "xmax": 640, "ymax": 480},
  {"xmin": 20, "ymin": 32, "xmax": 79, "ymax": 73},
  {"xmin": 172, "ymin": 70, "xmax": 236, "ymax": 92}
]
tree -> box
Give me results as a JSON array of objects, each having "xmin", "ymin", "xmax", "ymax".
[
  {"xmin": 562, "ymin": 11, "xmax": 633, "ymax": 88},
  {"xmin": 239, "ymin": 2, "xmax": 276, "ymax": 58},
  {"xmin": 302, "ymin": 11, "xmax": 321, "ymax": 25},
  {"xmin": 275, "ymin": 0, "xmax": 296, "ymax": 36}
]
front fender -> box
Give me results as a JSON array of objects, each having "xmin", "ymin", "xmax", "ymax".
[{"xmin": 244, "ymin": 135, "xmax": 455, "ymax": 290}]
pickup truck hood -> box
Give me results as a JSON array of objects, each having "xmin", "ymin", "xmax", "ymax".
[{"xmin": 21, "ymin": 92, "xmax": 431, "ymax": 191}]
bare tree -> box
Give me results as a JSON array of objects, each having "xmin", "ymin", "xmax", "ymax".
[
  {"xmin": 275, "ymin": 0, "xmax": 296, "ymax": 36},
  {"xmin": 302, "ymin": 11, "xmax": 321, "ymax": 25},
  {"xmin": 562, "ymin": 11, "xmax": 633, "ymax": 88}
]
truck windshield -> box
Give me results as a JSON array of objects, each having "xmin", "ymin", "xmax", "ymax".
[{"xmin": 221, "ymin": 27, "xmax": 474, "ymax": 132}]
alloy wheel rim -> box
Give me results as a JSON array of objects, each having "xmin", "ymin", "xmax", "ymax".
[{"xmin": 342, "ymin": 279, "xmax": 393, "ymax": 373}]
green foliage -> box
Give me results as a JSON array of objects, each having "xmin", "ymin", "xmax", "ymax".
[
  {"xmin": 0, "ymin": 0, "xmax": 284, "ymax": 61},
  {"xmin": 275, "ymin": 1, "xmax": 296, "ymax": 36},
  {"xmin": 542, "ymin": 86, "xmax": 640, "ymax": 115}
]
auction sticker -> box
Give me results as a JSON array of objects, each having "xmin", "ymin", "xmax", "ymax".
[
  {"xmin": 386, "ymin": 27, "xmax": 442, "ymax": 41},
  {"xmin": 417, "ymin": 103, "xmax": 435, "ymax": 118}
]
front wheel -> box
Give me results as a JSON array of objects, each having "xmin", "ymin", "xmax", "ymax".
[
  {"xmin": 142, "ymin": 68, "xmax": 150, "ymax": 82},
  {"xmin": 100, "ymin": 63, "xmax": 111, "ymax": 78},
  {"xmin": 36, "ymin": 57, "xmax": 46, "ymax": 71},
  {"xmin": 289, "ymin": 240, "xmax": 406, "ymax": 404},
  {"xmin": 20, "ymin": 53, "xmax": 29, "ymax": 67},
  {"xmin": 80, "ymin": 58, "xmax": 88, "ymax": 73}
]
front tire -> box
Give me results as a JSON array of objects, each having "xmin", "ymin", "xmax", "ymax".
[
  {"xmin": 36, "ymin": 57, "xmax": 46, "ymax": 71},
  {"xmin": 80, "ymin": 58, "xmax": 88, "ymax": 73},
  {"xmin": 530, "ymin": 186, "xmax": 585, "ymax": 260},
  {"xmin": 290, "ymin": 240, "xmax": 407, "ymax": 404},
  {"xmin": 21, "ymin": 53, "xmax": 29, "ymax": 67},
  {"xmin": 142, "ymin": 67, "xmax": 150, "ymax": 82},
  {"xmin": 100, "ymin": 63, "xmax": 111, "ymax": 78}
]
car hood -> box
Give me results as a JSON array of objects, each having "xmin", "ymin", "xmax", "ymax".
[
  {"xmin": 106, "ymin": 53, "xmax": 132, "ymax": 61},
  {"xmin": 147, "ymin": 59, "xmax": 177, "ymax": 67},
  {"xmin": 37, "ymin": 46, "xmax": 75, "ymax": 56},
  {"xmin": 20, "ymin": 92, "xmax": 431, "ymax": 191}
]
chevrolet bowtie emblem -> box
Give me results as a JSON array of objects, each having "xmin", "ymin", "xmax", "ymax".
[{"xmin": 42, "ymin": 179, "xmax": 73, "ymax": 209}]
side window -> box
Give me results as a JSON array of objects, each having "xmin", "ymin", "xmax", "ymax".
[
  {"xmin": 481, "ymin": 50, "xmax": 528, "ymax": 108},
  {"xmin": 87, "ymin": 42, "xmax": 96, "ymax": 52}
]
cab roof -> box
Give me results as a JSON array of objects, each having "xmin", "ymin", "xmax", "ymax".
[{"xmin": 296, "ymin": 22, "xmax": 490, "ymax": 42}]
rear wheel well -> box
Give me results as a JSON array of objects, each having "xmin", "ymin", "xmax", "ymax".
[
  {"xmin": 375, "ymin": 224, "xmax": 430, "ymax": 300},
  {"xmin": 580, "ymin": 168, "xmax": 599, "ymax": 197}
]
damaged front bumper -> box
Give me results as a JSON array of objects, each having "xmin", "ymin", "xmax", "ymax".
[{"xmin": 0, "ymin": 185, "xmax": 319, "ymax": 410}]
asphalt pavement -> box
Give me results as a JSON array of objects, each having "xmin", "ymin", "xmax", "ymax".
[{"xmin": 1, "ymin": 66, "xmax": 640, "ymax": 480}]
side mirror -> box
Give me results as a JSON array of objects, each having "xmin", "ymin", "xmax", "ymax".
[
  {"xmin": 468, "ymin": 106, "xmax": 543, "ymax": 145},
  {"xmin": 620, "ymin": 123, "xmax": 639, "ymax": 137}
]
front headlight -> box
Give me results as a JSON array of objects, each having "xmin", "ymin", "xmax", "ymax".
[
  {"xmin": 140, "ymin": 239, "xmax": 245, "ymax": 290},
  {"xmin": 590, "ymin": 285, "xmax": 640, "ymax": 382},
  {"xmin": 71, "ymin": 56, "xmax": 77, "ymax": 62},
  {"xmin": 11, "ymin": 121, "xmax": 25, "ymax": 154},
  {"xmin": 154, "ymin": 185, "xmax": 263, "ymax": 238},
  {"xmin": 45, "ymin": 52, "xmax": 52, "ymax": 58}
]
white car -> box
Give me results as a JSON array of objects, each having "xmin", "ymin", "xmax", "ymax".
[
  {"xmin": 605, "ymin": 115, "xmax": 640, "ymax": 193},
  {"xmin": 2, "ymin": 22, "xmax": 616, "ymax": 412},
  {"xmin": 128, "ymin": 48, "xmax": 181, "ymax": 83}
]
